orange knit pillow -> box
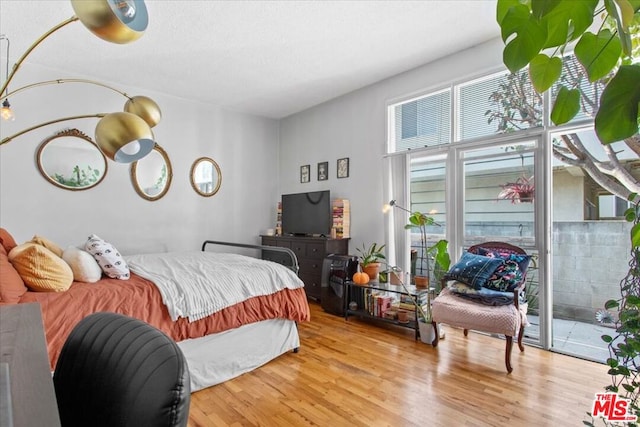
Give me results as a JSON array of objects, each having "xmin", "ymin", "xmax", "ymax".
[
  {"xmin": 0, "ymin": 228, "xmax": 17, "ymax": 253},
  {"xmin": 0, "ymin": 244, "xmax": 28, "ymax": 303},
  {"xmin": 8, "ymin": 243, "xmax": 73, "ymax": 292}
]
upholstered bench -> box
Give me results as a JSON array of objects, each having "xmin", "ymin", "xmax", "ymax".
[{"xmin": 430, "ymin": 242, "xmax": 531, "ymax": 373}]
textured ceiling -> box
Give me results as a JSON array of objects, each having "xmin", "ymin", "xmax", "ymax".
[{"xmin": 0, "ymin": 0, "xmax": 499, "ymax": 119}]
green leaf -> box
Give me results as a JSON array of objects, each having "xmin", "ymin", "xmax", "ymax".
[
  {"xmin": 542, "ymin": 0, "xmax": 598, "ymax": 47},
  {"xmin": 550, "ymin": 86, "xmax": 581, "ymax": 124},
  {"xmin": 496, "ymin": 0, "xmax": 523, "ymax": 25},
  {"xmin": 595, "ymin": 64, "xmax": 640, "ymax": 144},
  {"xmin": 627, "ymin": 295, "xmax": 640, "ymax": 305},
  {"xmin": 605, "ymin": 299, "xmax": 620, "ymax": 309},
  {"xmin": 529, "ymin": 54, "xmax": 562, "ymax": 92},
  {"xmin": 574, "ymin": 30, "xmax": 622, "ymax": 82},
  {"xmin": 605, "ymin": 0, "xmax": 635, "ymax": 56},
  {"xmin": 632, "ymin": 222, "xmax": 640, "ymax": 248},
  {"xmin": 501, "ymin": 5, "xmax": 548, "ymax": 72},
  {"xmin": 532, "ymin": 0, "xmax": 563, "ymax": 19}
]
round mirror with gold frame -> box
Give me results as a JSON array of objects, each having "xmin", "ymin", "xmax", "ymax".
[
  {"xmin": 130, "ymin": 143, "xmax": 173, "ymax": 201},
  {"xmin": 36, "ymin": 128, "xmax": 108, "ymax": 191},
  {"xmin": 190, "ymin": 157, "xmax": 221, "ymax": 197}
]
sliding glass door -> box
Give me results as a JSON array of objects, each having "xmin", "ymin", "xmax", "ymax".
[{"xmin": 460, "ymin": 139, "xmax": 541, "ymax": 346}]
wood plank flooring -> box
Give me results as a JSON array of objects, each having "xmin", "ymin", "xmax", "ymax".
[{"xmin": 188, "ymin": 302, "xmax": 608, "ymax": 426}]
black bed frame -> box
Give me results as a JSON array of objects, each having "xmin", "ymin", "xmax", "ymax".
[{"xmin": 201, "ymin": 240, "xmax": 299, "ymax": 275}]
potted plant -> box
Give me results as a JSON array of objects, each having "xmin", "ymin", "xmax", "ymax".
[
  {"xmin": 404, "ymin": 211, "xmax": 438, "ymax": 287},
  {"xmin": 497, "ymin": 175, "xmax": 534, "ymax": 204},
  {"xmin": 356, "ymin": 243, "xmax": 386, "ymax": 281},
  {"xmin": 388, "ymin": 266, "xmax": 438, "ymax": 344}
]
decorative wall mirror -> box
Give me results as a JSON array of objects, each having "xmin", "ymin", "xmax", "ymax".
[
  {"xmin": 130, "ymin": 144, "xmax": 173, "ymax": 201},
  {"xmin": 36, "ymin": 128, "xmax": 108, "ymax": 191},
  {"xmin": 190, "ymin": 157, "xmax": 221, "ymax": 197}
]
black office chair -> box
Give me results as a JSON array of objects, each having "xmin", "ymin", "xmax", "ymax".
[{"xmin": 53, "ymin": 312, "xmax": 191, "ymax": 427}]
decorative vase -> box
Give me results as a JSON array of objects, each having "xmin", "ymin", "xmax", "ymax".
[
  {"xmin": 414, "ymin": 275, "xmax": 429, "ymax": 288},
  {"xmin": 418, "ymin": 320, "xmax": 437, "ymax": 345},
  {"xmin": 362, "ymin": 262, "xmax": 381, "ymax": 281}
]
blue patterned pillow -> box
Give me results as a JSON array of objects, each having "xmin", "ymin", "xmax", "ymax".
[
  {"xmin": 444, "ymin": 252, "xmax": 504, "ymax": 290},
  {"xmin": 485, "ymin": 260, "xmax": 524, "ymax": 292},
  {"xmin": 476, "ymin": 247, "xmax": 531, "ymax": 274}
]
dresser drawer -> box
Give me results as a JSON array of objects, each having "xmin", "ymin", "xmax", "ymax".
[
  {"xmin": 299, "ymin": 258, "xmax": 322, "ymax": 276},
  {"xmin": 290, "ymin": 242, "xmax": 307, "ymax": 258},
  {"xmin": 305, "ymin": 242, "xmax": 325, "ymax": 259},
  {"xmin": 299, "ymin": 272, "xmax": 321, "ymax": 300}
]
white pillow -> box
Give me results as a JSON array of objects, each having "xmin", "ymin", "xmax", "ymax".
[
  {"xmin": 62, "ymin": 246, "xmax": 102, "ymax": 283},
  {"xmin": 84, "ymin": 234, "xmax": 130, "ymax": 280}
]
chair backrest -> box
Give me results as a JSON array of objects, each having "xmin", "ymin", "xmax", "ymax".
[
  {"xmin": 468, "ymin": 241, "xmax": 527, "ymax": 256},
  {"xmin": 53, "ymin": 312, "xmax": 190, "ymax": 427}
]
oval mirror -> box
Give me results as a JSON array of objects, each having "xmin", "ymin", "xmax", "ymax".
[
  {"xmin": 130, "ymin": 143, "xmax": 173, "ymax": 201},
  {"xmin": 36, "ymin": 128, "xmax": 107, "ymax": 191},
  {"xmin": 190, "ymin": 157, "xmax": 221, "ymax": 197}
]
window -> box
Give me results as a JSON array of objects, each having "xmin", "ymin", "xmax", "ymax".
[
  {"xmin": 388, "ymin": 89, "xmax": 451, "ymax": 153},
  {"xmin": 458, "ymin": 69, "xmax": 542, "ymax": 140}
]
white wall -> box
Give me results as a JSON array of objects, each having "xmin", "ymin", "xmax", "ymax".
[
  {"xmin": 0, "ymin": 63, "xmax": 280, "ymax": 253},
  {"xmin": 279, "ymin": 38, "xmax": 505, "ymax": 254}
]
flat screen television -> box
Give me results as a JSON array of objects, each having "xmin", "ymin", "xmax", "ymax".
[{"xmin": 281, "ymin": 190, "xmax": 331, "ymax": 236}]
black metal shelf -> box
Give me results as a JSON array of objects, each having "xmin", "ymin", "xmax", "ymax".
[{"xmin": 344, "ymin": 281, "xmax": 429, "ymax": 341}]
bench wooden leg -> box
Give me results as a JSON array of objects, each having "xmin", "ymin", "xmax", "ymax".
[
  {"xmin": 517, "ymin": 324, "xmax": 525, "ymax": 352},
  {"xmin": 505, "ymin": 336, "xmax": 513, "ymax": 373}
]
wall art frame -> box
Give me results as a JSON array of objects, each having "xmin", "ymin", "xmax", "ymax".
[
  {"xmin": 317, "ymin": 161, "xmax": 328, "ymax": 181},
  {"xmin": 337, "ymin": 157, "xmax": 349, "ymax": 178},
  {"xmin": 300, "ymin": 164, "xmax": 310, "ymax": 183}
]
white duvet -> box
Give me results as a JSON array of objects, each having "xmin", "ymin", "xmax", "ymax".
[{"xmin": 126, "ymin": 252, "xmax": 304, "ymax": 322}]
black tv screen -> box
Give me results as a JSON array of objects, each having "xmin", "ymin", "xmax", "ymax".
[{"xmin": 282, "ymin": 190, "xmax": 331, "ymax": 236}]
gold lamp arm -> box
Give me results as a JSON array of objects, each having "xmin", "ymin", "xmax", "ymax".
[
  {"xmin": 0, "ymin": 16, "xmax": 79, "ymax": 96},
  {"xmin": 0, "ymin": 79, "xmax": 132, "ymax": 102},
  {"xmin": 0, "ymin": 114, "xmax": 106, "ymax": 145}
]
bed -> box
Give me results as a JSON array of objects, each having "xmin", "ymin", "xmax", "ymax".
[{"xmin": 0, "ymin": 231, "xmax": 311, "ymax": 392}]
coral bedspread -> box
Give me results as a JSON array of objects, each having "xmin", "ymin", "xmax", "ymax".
[{"xmin": 18, "ymin": 272, "xmax": 310, "ymax": 370}]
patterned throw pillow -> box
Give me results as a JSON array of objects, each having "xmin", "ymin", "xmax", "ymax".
[
  {"xmin": 475, "ymin": 248, "xmax": 531, "ymax": 292},
  {"xmin": 444, "ymin": 252, "xmax": 504, "ymax": 290},
  {"xmin": 476, "ymin": 247, "xmax": 531, "ymax": 274},
  {"xmin": 84, "ymin": 234, "xmax": 130, "ymax": 280},
  {"xmin": 484, "ymin": 259, "xmax": 524, "ymax": 292}
]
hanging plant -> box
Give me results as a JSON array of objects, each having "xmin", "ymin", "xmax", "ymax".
[{"xmin": 497, "ymin": 175, "xmax": 534, "ymax": 204}]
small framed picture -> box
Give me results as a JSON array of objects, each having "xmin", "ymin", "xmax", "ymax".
[
  {"xmin": 317, "ymin": 161, "xmax": 328, "ymax": 181},
  {"xmin": 337, "ymin": 157, "xmax": 349, "ymax": 178},
  {"xmin": 300, "ymin": 165, "xmax": 310, "ymax": 183}
]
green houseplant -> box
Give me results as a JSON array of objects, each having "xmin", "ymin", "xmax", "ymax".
[
  {"xmin": 356, "ymin": 242, "xmax": 386, "ymax": 281},
  {"xmin": 387, "ymin": 200, "xmax": 451, "ymax": 288},
  {"xmin": 497, "ymin": 1, "xmax": 639, "ymax": 424},
  {"xmin": 496, "ymin": 0, "xmax": 639, "ymax": 145}
]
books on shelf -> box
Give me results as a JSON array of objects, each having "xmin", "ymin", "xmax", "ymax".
[
  {"xmin": 331, "ymin": 199, "xmax": 350, "ymax": 239},
  {"xmin": 275, "ymin": 202, "xmax": 282, "ymax": 235}
]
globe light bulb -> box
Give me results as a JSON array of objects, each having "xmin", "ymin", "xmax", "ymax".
[
  {"xmin": 120, "ymin": 140, "xmax": 141, "ymax": 156},
  {"xmin": 111, "ymin": 0, "xmax": 137, "ymax": 24}
]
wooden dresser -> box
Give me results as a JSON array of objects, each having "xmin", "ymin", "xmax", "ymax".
[{"xmin": 261, "ymin": 235, "xmax": 349, "ymax": 301}]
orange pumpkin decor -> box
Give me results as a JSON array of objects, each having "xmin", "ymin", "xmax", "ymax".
[{"xmin": 352, "ymin": 270, "xmax": 370, "ymax": 285}]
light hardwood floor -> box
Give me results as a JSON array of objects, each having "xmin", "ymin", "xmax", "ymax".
[{"xmin": 188, "ymin": 302, "xmax": 608, "ymax": 426}]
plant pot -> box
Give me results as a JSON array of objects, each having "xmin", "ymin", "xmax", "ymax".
[
  {"xmin": 390, "ymin": 270, "xmax": 403, "ymax": 285},
  {"xmin": 418, "ymin": 320, "xmax": 437, "ymax": 345},
  {"xmin": 414, "ymin": 275, "xmax": 429, "ymax": 288},
  {"xmin": 362, "ymin": 262, "xmax": 381, "ymax": 281}
]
